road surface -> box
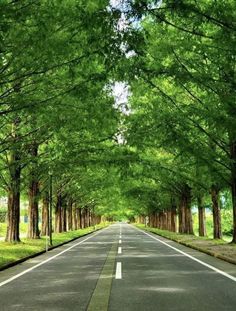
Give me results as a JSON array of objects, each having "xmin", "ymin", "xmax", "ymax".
[{"xmin": 0, "ymin": 224, "xmax": 236, "ymax": 310}]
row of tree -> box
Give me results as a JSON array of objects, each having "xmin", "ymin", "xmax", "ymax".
[
  {"xmin": 0, "ymin": 0, "xmax": 124, "ymax": 242},
  {"xmin": 120, "ymin": 0, "xmax": 236, "ymax": 242}
]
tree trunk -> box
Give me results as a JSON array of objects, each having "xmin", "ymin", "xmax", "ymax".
[
  {"xmin": 67, "ymin": 199, "xmax": 73, "ymax": 231},
  {"xmin": 171, "ymin": 199, "xmax": 177, "ymax": 232},
  {"xmin": 84, "ymin": 208, "xmax": 89, "ymax": 227},
  {"xmin": 5, "ymin": 132, "xmax": 21, "ymax": 243},
  {"xmin": 211, "ymin": 185, "xmax": 222, "ymax": 239},
  {"xmin": 230, "ymin": 140, "xmax": 236, "ymax": 243},
  {"xmin": 178, "ymin": 198, "xmax": 186, "ymax": 234},
  {"xmin": 55, "ymin": 192, "xmax": 62, "ymax": 233},
  {"xmin": 27, "ymin": 143, "xmax": 40, "ymax": 239},
  {"xmin": 72, "ymin": 203, "xmax": 77, "ymax": 230},
  {"xmin": 197, "ymin": 196, "xmax": 206, "ymax": 237},
  {"xmin": 167, "ymin": 210, "xmax": 171, "ymax": 231},
  {"xmin": 77, "ymin": 207, "xmax": 81, "ymax": 229},
  {"xmin": 89, "ymin": 209, "xmax": 92, "ymax": 227},
  {"xmin": 6, "ymin": 175, "xmax": 21, "ymax": 242},
  {"xmin": 41, "ymin": 191, "xmax": 49, "ymax": 236},
  {"xmin": 157, "ymin": 213, "xmax": 160, "ymax": 228},
  {"xmin": 184, "ymin": 185, "xmax": 193, "ymax": 234},
  {"xmin": 28, "ymin": 178, "xmax": 40, "ymax": 239},
  {"xmin": 80, "ymin": 208, "xmax": 84, "ymax": 228},
  {"xmin": 179, "ymin": 185, "xmax": 193, "ymax": 234},
  {"xmin": 62, "ymin": 204, "xmax": 67, "ymax": 232},
  {"xmin": 5, "ymin": 150, "xmax": 21, "ymax": 242}
]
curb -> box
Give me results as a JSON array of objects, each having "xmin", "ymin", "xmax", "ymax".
[
  {"xmin": 139, "ymin": 227, "xmax": 236, "ymax": 266},
  {"xmin": 0, "ymin": 227, "xmax": 105, "ymax": 272}
]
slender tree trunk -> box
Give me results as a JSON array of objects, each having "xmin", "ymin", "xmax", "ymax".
[
  {"xmin": 62, "ymin": 204, "xmax": 67, "ymax": 232},
  {"xmin": 197, "ymin": 196, "xmax": 206, "ymax": 237},
  {"xmin": 89, "ymin": 209, "xmax": 92, "ymax": 227},
  {"xmin": 80, "ymin": 209, "xmax": 84, "ymax": 228},
  {"xmin": 179, "ymin": 186, "xmax": 193, "ymax": 234},
  {"xmin": 72, "ymin": 203, "xmax": 77, "ymax": 230},
  {"xmin": 28, "ymin": 178, "xmax": 40, "ymax": 239},
  {"xmin": 171, "ymin": 199, "xmax": 177, "ymax": 232},
  {"xmin": 178, "ymin": 198, "xmax": 186, "ymax": 234},
  {"xmin": 85, "ymin": 208, "xmax": 89, "ymax": 227},
  {"xmin": 41, "ymin": 191, "xmax": 49, "ymax": 236},
  {"xmin": 184, "ymin": 185, "xmax": 193, "ymax": 234},
  {"xmin": 185, "ymin": 207, "xmax": 194, "ymax": 234},
  {"xmin": 167, "ymin": 210, "xmax": 171, "ymax": 231},
  {"xmin": 55, "ymin": 192, "xmax": 62, "ymax": 233},
  {"xmin": 230, "ymin": 140, "xmax": 236, "ymax": 243},
  {"xmin": 6, "ymin": 172, "xmax": 21, "ymax": 243},
  {"xmin": 5, "ymin": 124, "xmax": 21, "ymax": 243},
  {"xmin": 211, "ymin": 185, "xmax": 222, "ymax": 239},
  {"xmin": 76, "ymin": 207, "xmax": 81, "ymax": 229},
  {"xmin": 67, "ymin": 199, "xmax": 73, "ymax": 231},
  {"xmin": 157, "ymin": 213, "xmax": 160, "ymax": 228},
  {"xmin": 27, "ymin": 143, "xmax": 40, "ymax": 239}
]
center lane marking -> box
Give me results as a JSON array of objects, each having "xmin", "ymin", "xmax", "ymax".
[
  {"xmin": 119, "ymin": 239, "xmax": 122, "ymax": 244},
  {"xmin": 118, "ymin": 247, "xmax": 122, "ymax": 254},
  {"xmin": 116, "ymin": 262, "xmax": 122, "ymax": 279}
]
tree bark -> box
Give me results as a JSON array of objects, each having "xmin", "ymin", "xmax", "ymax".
[
  {"xmin": 178, "ymin": 198, "xmax": 186, "ymax": 234},
  {"xmin": 167, "ymin": 210, "xmax": 172, "ymax": 231},
  {"xmin": 55, "ymin": 192, "xmax": 62, "ymax": 233},
  {"xmin": 6, "ymin": 170, "xmax": 21, "ymax": 242},
  {"xmin": 230, "ymin": 140, "xmax": 236, "ymax": 243},
  {"xmin": 41, "ymin": 191, "xmax": 49, "ymax": 236},
  {"xmin": 5, "ymin": 119, "xmax": 21, "ymax": 243},
  {"xmin": 211, "ymin": 185, "xmax": 222, "ymax": 239},
  {"xmin": 185, "ymin": 185, "xmax": 193, "ymax": 234},
  {"xmin": 62, "ymin": 204, "xmax": 67, "ymax": 232},
  {"xmin": 77, "ymin": 207, "xmax": 81, "ymax": 229},
  {"xmin": 72, "ymin": 203, "xmax": 77, "ymax": 230},
  {"xmin": 67, "ymin": 199, "xmax": 73, "ymax": 231},
  {"xmin": 27, "ymin": 143, "xmax": 40, "ymax": 239},
  {"xmin": 80, "ymin": 208, "xmax": 84, "ymax": 228},
  {"xmin": 197, "ymin": 196, "xmax": 206, "ymax": 237},
  {"xmin": 171, "ymin": 198, "xmax": 177, "ymax": 232},
  {"xmin": 179, "ymin": 185, "xmax": 193, "ymax": 234}
]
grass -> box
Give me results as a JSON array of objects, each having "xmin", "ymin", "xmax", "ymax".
[
  {"xmin": 135, "ymin": 224, "xmax": 227, "ymax": 244},
  {"xmin": 192, "ymin": 212, "xmax": 233, "ymax": 242},
  {"xmin": 0, "ymin": 222, "xmax": 28, "ymax": 238},
  {"xmin": 0, "ymin": 223, "xmax": 108, "ymax": 269}
]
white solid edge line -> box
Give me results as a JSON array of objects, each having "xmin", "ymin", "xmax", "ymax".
[
  {"xmin": 118, "ymin": 247, "xmax": 122, "ymax": 254},
  {"xmin": 134, "ymin": 226, "xmax": 236, "ymax": 282},
  {"xmin": 0, "ymin": 226, "xmax": 110, "ymax": 288},
  {"xmin": 116, "ymin": 262, "xmax": 122, "ymax": 279},
  {"xmin": 119, "ymin": 239, "xmax": 122, "ymax": 244}
]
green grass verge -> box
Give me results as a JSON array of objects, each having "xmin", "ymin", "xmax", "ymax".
[
  {"xmin": 0, "ymin": 223, "xmax": 28, "ymax": 237},
  {"xmin": 0, "ymin": 223, "xmax": 108, "ymax": 269},
  {"xmin": 135, "ymin": 224, "xmax": 228, "ymax": 245}
]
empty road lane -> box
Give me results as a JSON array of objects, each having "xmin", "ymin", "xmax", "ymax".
[{"xmin": 0, "ymin": 224, "xmax": 236, "ymax": 310}]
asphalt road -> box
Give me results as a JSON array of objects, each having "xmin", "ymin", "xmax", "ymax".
[{"xmin": 0, "ymin": 224, "xmax": 236, "ymax": 310}]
